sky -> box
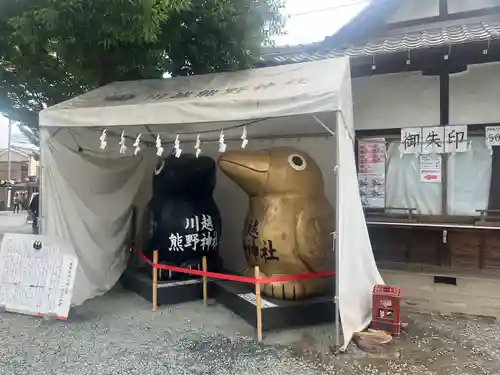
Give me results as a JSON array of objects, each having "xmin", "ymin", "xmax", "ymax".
[
  {"xmin": 0, "ymin": 0, "xmax": 368, "ymax": 148},
  {"xmin": 274, "ymin": 0, "xmax": 369, "ymax": 46}
]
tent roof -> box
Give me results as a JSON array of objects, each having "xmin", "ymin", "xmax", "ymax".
[{"xmin": 39, "ymin": 57, "xmax": 351, "ymax": 134}]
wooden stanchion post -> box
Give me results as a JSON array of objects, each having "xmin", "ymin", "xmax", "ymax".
[
  {"xmin": 254, "ymin": 266, "xmax": 263, "ymax": 342},
  {"xmin": 152, "ymin": 250, "xmax": 159, "ymax": 311},
  {"xmin": 202, "ymin": 256, "xmax": 208, "ymax": 307}
]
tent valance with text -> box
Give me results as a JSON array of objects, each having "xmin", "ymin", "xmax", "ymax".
[{"xmin": 39, "ymin": 57, "xmax": 350, "ymax": 128}]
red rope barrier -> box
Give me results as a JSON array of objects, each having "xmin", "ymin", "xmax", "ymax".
[{"xmin": 134, "ymin": 249, "xmax": 335, "ymax": 284}]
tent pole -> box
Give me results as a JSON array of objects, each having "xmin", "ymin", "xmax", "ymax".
[
  {"xmin": 6, "ymin": 119, "xmax": 12, "ymax": 209},
  {"xmin": 38, "ymin": 132, "xmax": 43, "ymax": 235},
  {"xmin": 334, "ymin": 112, "xmax": 341, "ymax": 349},
  {"xmin": 311, "ymin": 113, "xmax": 341, "ymax": 347},
  {"xmin": 7, "ymin": 118, "xmax": 12, "ymax": 182}
]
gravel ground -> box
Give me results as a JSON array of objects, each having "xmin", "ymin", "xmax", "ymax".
[
  {"xmin": 0, "ymin": 287, "xmax": 328, "ymax": 375},
  {"xmin": 1, "ymin": 211, "xmax": 499, "ymax": 374},
  {"xmin": 0, "ymin": 210, "xmax": 32, "ymax": 238},
  {"xmin": 293, "ymin": 311, "xmax": 500, "ymax": 375},
  {"xmin": 0, "ymin": 286, "xmax": 498, "ymax": 375}
]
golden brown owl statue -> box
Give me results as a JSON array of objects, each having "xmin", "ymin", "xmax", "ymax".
[{"xmin": 218, "ymin": 147, "xmax": 334, "ymax": 300}]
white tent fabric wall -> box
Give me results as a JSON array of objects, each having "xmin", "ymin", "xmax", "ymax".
[
  {"xmin": 39, "ymin": 57, "xmax": 382, "ymax": 349},
  {"xmin": 336, "ymin": 112, "xmax": 384, "ymax": 351},
  {"xmin": 40, "ymin": 127, "xmax": 157, "ymax": 304}
]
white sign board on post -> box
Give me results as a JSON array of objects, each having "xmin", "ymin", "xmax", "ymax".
[{"xmin": 0, "ymin": 234, "xmax": 78, "ymax": 319}]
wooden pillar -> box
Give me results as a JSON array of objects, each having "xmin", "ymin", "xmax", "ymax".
[{"xmin": 152, "ymin": 250, "xmax": 159, "ymax": 311}]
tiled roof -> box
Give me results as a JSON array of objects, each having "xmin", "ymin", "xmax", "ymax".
[
  {"xmin": 0, "ymin": 146, "xmax": 37, "ymax": 159},
  {"xmin": 259, "ymin": 16, "xmax": 500, "ymax": 66}
]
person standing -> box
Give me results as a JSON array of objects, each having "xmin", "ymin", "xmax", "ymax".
[
  {"xmin": 28, "ymin": 192, "xmax": 39, "ymax": 234},
  {"xmin": 12, "ymin": 193, "xmax": 20, "ymax": 214},
  {"xmin": 19, "ymin": 192, "xmax": 25, "ymax": 211},
  {"xmin": 22, "ymin": 191, "xmax": 28, "ymax": 211}
]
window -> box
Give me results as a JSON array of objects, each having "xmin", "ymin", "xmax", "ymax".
[
  {"xmin": 20, "ymin": 164, "xmax": 29, "ymax": 181},
  {"xmin": 385, "ymin": 141, "xmax": 442, "ymax": 215},
  {"xmin": 446, "ymin": 138, "xmax": 492, "ymax": 216},
  {"xmin": 359, "ymin": 135, "xmax": 493, "ymax": 217}
]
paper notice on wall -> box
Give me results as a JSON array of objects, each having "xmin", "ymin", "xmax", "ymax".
[
  {"xmin": 421, "ymin": 127, "xmax": 445, "ymax": 154},
  {"xmin": 486, "ymin": 126, "xmax": 500, "ymax": 147},
  {"xmin": 400, "ymin": 125, "xmax": 469, "ymax": 154},
  {"xmin": 444, "ymin": 125, "xmax": 468, "ymax": 153},
  {"xmin": 238, "ymin": 293, "xmax": 277, "ymax": 308},
  {"xmin": 419, "ymin": 154, "xmax": 442, "ymax": 183},
  {"xmin": 0, "ymin": 234, "xmax": 78, "ymax": 319},
  {"xmin": 400, "ymin": 128, "xmax": 422, "ymax": 154},
  {"xmin": 358, "ymin": 138, "xmax": 386, "ymax": 208}
]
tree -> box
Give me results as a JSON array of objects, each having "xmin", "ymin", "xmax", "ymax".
[{"xmin": 0, "ymin": 0, "xmax": 285, "ymax": 144}]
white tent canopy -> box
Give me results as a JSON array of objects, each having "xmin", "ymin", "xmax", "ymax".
[{"xmin": 39, "ymin": 57, "xmax": 383, "ymax": 350}]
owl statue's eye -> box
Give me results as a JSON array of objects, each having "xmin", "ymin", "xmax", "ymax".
[{"xmin": 287, "ymin": 154, "xmax": 307, "ymax": 171}]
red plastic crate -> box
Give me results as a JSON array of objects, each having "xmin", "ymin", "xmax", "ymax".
[
  {"xmin": 371, "ymin": 284, "xmax": 401, "ymax": 336},
  {"xmin": 371, "ymin": 319, "xmax": 401, "ymax": 336}
]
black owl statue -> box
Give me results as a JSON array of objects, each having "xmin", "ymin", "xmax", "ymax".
[{"xmin": 147, "ymin": 153, "xmax": 222, "ymax": 281}]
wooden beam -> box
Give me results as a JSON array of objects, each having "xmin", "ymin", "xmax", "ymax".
[
  {"xmin": 439, "ymin": 0, "xmax": 448, "ymax": 16},
  {"xmin": 440, "ymin": 73, "xmax": 450, "ymax": 233},
  {"xmin": 356, "ymin": 124, "xmax": 500, "ymax": 139},
  {"xmin": 440, "ymin": 74, "xmax": 449, "ymax": 126},
  {"xmin": 351, "ymin": 40, "xmax": 500, "ymax": 78},
  {"xmin": 383, "ymin": 5, "xmax": 500, "ymax": 31}
]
